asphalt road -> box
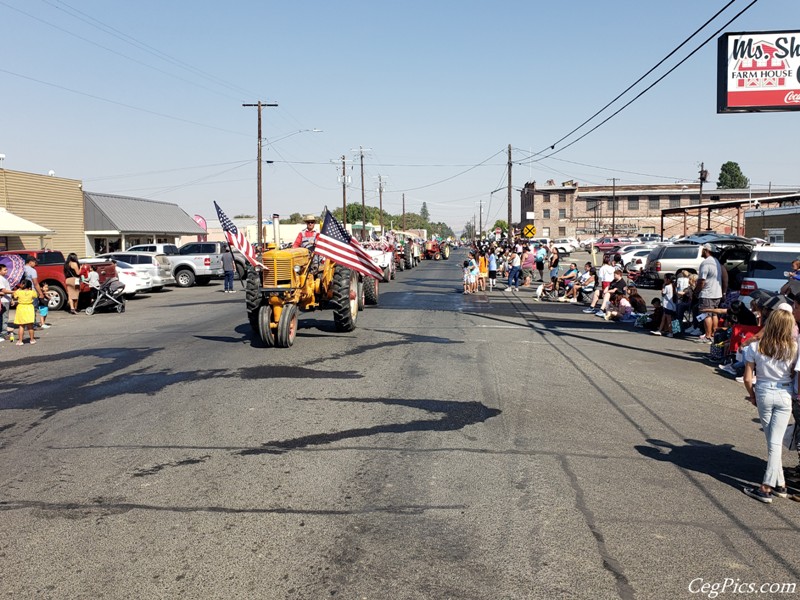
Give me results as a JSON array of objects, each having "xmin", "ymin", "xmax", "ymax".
[{"xmin": 1, "ymin": 251, "xmax": 799, "ymax": 600}]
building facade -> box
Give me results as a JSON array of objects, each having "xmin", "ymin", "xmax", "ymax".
[{"xmin": 519, "ymin": 181, "xmax": 792, "ymax": 239}]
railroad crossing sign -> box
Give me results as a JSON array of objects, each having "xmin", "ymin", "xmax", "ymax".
[{"xmin": 523, "ymin": 224, "xmax": 536, "ymax": 238}]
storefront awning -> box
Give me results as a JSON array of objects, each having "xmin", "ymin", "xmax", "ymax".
[{"xmin": 0, "ymin": 207, "xmax": 54, "ymax": 235}]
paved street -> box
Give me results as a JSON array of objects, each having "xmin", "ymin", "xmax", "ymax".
[{"xmin": 1, "ymin": 250, "xmax": 799, "ymax": 600}]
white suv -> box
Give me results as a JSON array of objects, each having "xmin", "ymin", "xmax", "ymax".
[{"xmin": 740, "ymin": 244, "xmax": 800, "ymax": 303}]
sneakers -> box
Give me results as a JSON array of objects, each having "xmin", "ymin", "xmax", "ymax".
[
  {"xmin": 667, "ymin": 333, "xmax": 674, "ymax": 338},
  {"xmin": 719, "ymin": 364, "xmax": 737, "ymax": 376},
  {"xmin": 569, "ymin": 298, "xmax": 578, "ymax": 303},
  {"xmin": 504, "ymin": 288, "xmax": 513, "ymax": 292},
  {"xmin": 594, "ymin": 310, "xmax": 605, "ymax": 317},
  {"xmin": 582, "ymin": 307, "xmax": 596, "ymax": 313},
  {"xmin": 685, "ymin": 327, "xmax": 702, "ymax": 336},
  {"xmin": 651, "ymin": 330, "xmax": 662, "ymax": 336},
  {"xmin": 558, "ymin": 297, "xmax": 567, "ymax": 302},
  {"xmin": 40, "ymin": 323, "xmax": 51, "ymax": 329},
  {"xmin": 743, "ymin": 487, "xmax": 773, "ymax": 503},
  {"xmin": 773, "ymin": 486, "xmax": 789, "ymax": 499},
  {"xmin": 696, "ymin": 335, "xmax": 712, "ymax": 344},
  {"xmin": 230, "ymin": 290, "xmax": 237, "ymax": 293}
]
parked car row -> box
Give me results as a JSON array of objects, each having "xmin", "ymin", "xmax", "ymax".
[{"xmin": 0, "ymin": 241, "xmax": 246, "ymax": 311}]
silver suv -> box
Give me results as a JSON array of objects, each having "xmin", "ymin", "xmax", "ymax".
[
  {"xmin": 641, "ymin": 236, "xmax": 754, "ymax": 288},
  {"xmin": 97, "ymin": 251, "xmax": 176, "ymax": 290}
]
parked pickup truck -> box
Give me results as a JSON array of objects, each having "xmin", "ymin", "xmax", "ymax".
[{"xmin": 127, "ymin": 242, "xmax": 248, "ymax": 287}]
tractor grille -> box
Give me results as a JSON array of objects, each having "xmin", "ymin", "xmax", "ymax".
[{"xmin": 262, "ymin": 258, "xmax": 294, "ymax": 287}]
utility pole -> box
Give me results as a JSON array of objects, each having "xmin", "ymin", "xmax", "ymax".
[
  {"xmin": 242, "ymin": 101, "xmax": 278, "ymax": 249},
  {"xmin": 507, "ymin": 144, "xmax": 512, "ymax": 241},
  {"xmin": 376, "ymin": 175, "xmax": 386, "ymax": 233},
  {"xmin": 698, "ymin": 162, "xmax": 707, "ymax": 233},
  {"xmin": 402, "ymin": 193, "xmax": 406, "ymax": 231},
  {"xmin": 478, "ymin": 198, "xmax": 485, "ymax": 240},
  {"xmin": 341, "ymin": 155, "xmax": 348, "ymax": 226},
  {"xmin": 608, "ymin": 178, "xmax": 618, "ymax": 236},
  {"xmin": 352, "ymin": 146, "xmax": 372, "ymax": 241}
]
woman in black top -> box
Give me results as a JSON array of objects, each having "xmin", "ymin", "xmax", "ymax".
[{"xmin": 63, "ymin": 252, "xmax": 81, "ymax": 314}]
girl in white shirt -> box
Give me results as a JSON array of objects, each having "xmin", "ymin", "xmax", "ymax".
[{"xmin": 742, "ymin": 309, "xmax": 797, "ymax": 503}]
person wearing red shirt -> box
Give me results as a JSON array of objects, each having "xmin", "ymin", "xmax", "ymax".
[{"xmin": 293, "ymin": 214, "xmax": 319, "ymax": 249}]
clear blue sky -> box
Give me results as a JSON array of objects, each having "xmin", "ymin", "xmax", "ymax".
[{"xmin": 1, "ymin": 0, "xmax": 798, "ymax": 233}]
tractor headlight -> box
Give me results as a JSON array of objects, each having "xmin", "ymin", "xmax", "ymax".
[{"xmin": 293, "ymin": 265, "xmax": 302, "ymax": 274}]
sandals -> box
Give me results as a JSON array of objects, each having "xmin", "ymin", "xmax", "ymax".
[
  {"xmin": 15, "ymin": 341, "xmax": 22, "ymax": 346},
  {"xmin": 29, "ymin": 340, "xmax": 36, "ymax": 345}
]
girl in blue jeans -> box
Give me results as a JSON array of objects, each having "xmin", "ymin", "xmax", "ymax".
[{"xmin": 742, "ymin": 309, "xmax": 797, "ymax": 503}]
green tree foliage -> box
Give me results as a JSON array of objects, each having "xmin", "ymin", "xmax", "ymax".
[
  {"xmin": 234, "ymin": 214, "xmax": 255, "ymax": 219},
  {"xmin": 462, "ymin": 220, "xmax": 475, "ymax": 240},
  {"xmin": 492, "ymin": 220, "xmax": 508, "ymax": 233},
  {"xmin": 328, "ymin": 203, "xmax": 454, "ymax": 238},
  {"xmin": 420, "ymin": 202, "xmax": 430, "ymax": 222},
  {"xmin": 286, "ymin": 212, "xmax": 304, "ymax": 224},
  {"xmin": 717, "ymin": 161, "xmax": 749, "ymax": 189}
]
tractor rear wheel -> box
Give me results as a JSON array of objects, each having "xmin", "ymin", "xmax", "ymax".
[
  {"xmin": 275, "ymin": 303, "xmax": 298, "ymax": 347},
  {"xmin": 258, "ymin": 304, "xmax": 277, "ymax": 347},
  {"xmin": 245, "ymin": 267, "xmax": 261, "ymax": 330},
  {"xmin": 404, "ymin": 246, "xmax": 413, "ymax": 269},
  {"xmin": 441, "ymin": 245, "xmax": 451, "ymax": 259},
  {"xmin": 364, "ymin": 276, "xmax": 379, "ymax": 305},
  {"xmin": 332, "ymin": 265, "xmax": 358, "ymax": 332}
]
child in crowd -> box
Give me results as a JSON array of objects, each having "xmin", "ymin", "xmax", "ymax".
[
  {"xmin": 603, "ymin": 289, "xmax": 632, "ymax": 321},
  {"xmin": 627, "ymin": 285, "xmax": 648, "ymax": 315},
  {"xmin": 13, "ymin": 279, "xmax": 37, "ymax": 345},
  {"xmin": 741, "ymin": 309, "xmax": 797, "ymax": 503},
  {"xmin": 462, "ymin": 260, "xmax": 472, "ymax": 294},
  {"xmin": 676, "ymin": 269, "xmax": 690, "ymax": 294},
  {"xmin": 38, "ymin": 283, "xmax": 50, "ymax": 329},
  {"xmin": 643, "ymin": 298, "xmax": 664, "ymax": 332},
  {"xmin": 652, "ymin": 273, "xmax": 677, "ymax": 336}
]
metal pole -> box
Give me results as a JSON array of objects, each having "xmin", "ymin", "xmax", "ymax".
[
  {"xmin": 378, "ymin": 175, "xmax": 384, "ymax": 233},
  {"xmin": 359, "ymin": 147, "xmax": 366, "ymax": 240},
  {"xmin": 402, "ymin": 193, "xmax": 406, "ymax": 231},
  {"xmin": 507, "ymin": 144, "xmax": 512, "ymax": 241},
  {"xmin": 242, "ymin": 101, "xmax": 277, "ymax": 249},
  {"xmin": 608, "ymin": 178, "xmax": 618, "ymax": 236},
  {"xmin": 341, "ymin": 155, "xmax": 347, "ymax": 226},
  {"xmin": 697, "ymin": 161, "xmax": 705, "ymax": 232}
]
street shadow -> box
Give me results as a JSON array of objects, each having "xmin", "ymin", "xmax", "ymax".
[
  {"xmin": 635, "ymin": 438, "xmax": 766, "ymax": 491},
  {"xmin": 238, "ymin": 397, "xmax": 501, "ymax": 456}
]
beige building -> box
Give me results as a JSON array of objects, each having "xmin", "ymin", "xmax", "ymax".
[
  {"xmin": 519, "ymin": 181, "xmax": 798, "ymax": 239},
  {"xmin": 0, "ymin": 169, "xmax": 85, "ymax": 255}
]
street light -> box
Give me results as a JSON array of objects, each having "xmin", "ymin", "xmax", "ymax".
[{"xmin": 266, "ymin": 128, "xmax": 323, "ymax": 145}]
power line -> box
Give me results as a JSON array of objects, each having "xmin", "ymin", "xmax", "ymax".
[
  {"xmin": 515, "ymin": 0, "xmax": 756, "ymax": 164},
  {"xmin": 0, "ymin": 67, "xmax": 250, "ymax": 137},
  {"xmin": 38, "ymin": 0, "xmax": 261, "ymax": 99}
]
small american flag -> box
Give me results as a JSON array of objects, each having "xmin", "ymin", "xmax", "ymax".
[
  {"xmin": 315, "ymin": 210, "xmax": 383, "ymax": 280},
  {"xmin": 213, "ymin": 201, "xmax": 261, "ymax": 267}
]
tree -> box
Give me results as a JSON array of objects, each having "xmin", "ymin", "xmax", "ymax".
[
  {"xmin": 462, "ymin": 220, "xmax": 475, "ymax": 240},
  {"xmin": 234, "ymin": 214, "xmax": 255, "ymax": 219},
  {"xmin": 492, "ymin": 220, "xmax": 508, "ymax": 233},
  {"xmin": 287, "ymin": 212, "xmax": 303, "ymax": 224},
  {"xmin": 717, "ymin": 161, "xmax": 749, "ymax": 189},
  {"xmin": 420, "ymin": 202, "xmax": 430, "ymax": 222}
]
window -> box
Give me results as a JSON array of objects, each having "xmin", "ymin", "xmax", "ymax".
[
  {"xmin": 764, "ymin": 229, "xmax": 785, "ymax": 244},
  {"xmin": 542, "ymin": 227, "xmax": 550, "ymax": 237},
  {"xmin": 607, "ymin": 199, "xmax": 619, "ymax": 210},
  {"xmin": 558, "ymin": 227, "xmax": 566, "ymax": 236},
  {"xmin": 586, "ymin": 200, "xmax": 599, "ymax": 211},
  {"xmin": 663, "ymin": 246, "xmax": 700, "ymax": 260},
  {"xmin": 749, "ymin": 250, "xmax": 795, "ymax": 279},
  {"xmin": 558, "ymin": 208, "xmax": 566, "ymax": 219},
  {"xmin": 543, "ymin": 209, "xmax": 551, "ymax": 219},
  {"xmin": 669, "ymin": 197, "xmax": 681, "ymax": 208},
  {"xmin": 627, "ymin": 196, "xmax": 639, "ymax": 210},
  {"xmin": 648, "ymin": 196, "xmax": 660, "ymax": 210},
  {"xmin": 559, "ymin": 193, "xmax": 566, "ymax": 203},
  {"xmin": 542, "ymin": 193, "xmax": 551, "ymax": 203}
]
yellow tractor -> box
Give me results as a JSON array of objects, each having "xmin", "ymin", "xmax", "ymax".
[{"xmin": 244, "ymin": 245, "xmax": 378, "ymax": 347}]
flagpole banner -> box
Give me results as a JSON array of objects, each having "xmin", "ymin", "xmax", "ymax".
[
  {"xmin": 718, "ymin": 30, "xmax": 800, "ymax": 113},
  {"xmin": 315, "ymin": 210, "xmax": 384, "ymax": 280},
  {"xmin": 213, "ymin": 201, "xmax": 262, "ymax": 267}
]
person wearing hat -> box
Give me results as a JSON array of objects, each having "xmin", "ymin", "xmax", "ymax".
[
  {"xmin": 694, "ymin": 243, "xmax": 728, "ymax": 343},
  {"xmin": 293, "ymin": 214, "xmax": 319, "ymax": 249}
]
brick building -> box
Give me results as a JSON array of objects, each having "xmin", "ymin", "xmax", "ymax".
[{"xmin": 519, "ymin": 181, "xmax": 794, "ymax": 239}]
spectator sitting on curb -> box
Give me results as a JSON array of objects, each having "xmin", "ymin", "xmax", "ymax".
[
  {"xmin": 603, "ymin": 289, "xmax": 632, "ymax": 322},
  {"xmin": 626, "ymin": 285, "xmax": 648, "ymax": 315},
  {"xmin": 582, "ymin": 256, "xmax": 615, "ymax": 314},
  {"xmin": 642, "ymin": 298, "xmax": 664, "ymax": 332},
  {"xmin": 561, "ymin": 263, "xmax": 594, "ymax": 303}
]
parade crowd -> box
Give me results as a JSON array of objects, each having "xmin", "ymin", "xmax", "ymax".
[{"xmin": 463, "ymin": 237, "xmax": 800, "ymax": 505}]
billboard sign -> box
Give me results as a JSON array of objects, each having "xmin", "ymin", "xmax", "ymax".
[{"xmin": 718, "ymin": 31, "xmax": 800, "ymax": 113}]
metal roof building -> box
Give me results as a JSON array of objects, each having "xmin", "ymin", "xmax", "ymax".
[{"xmin": 84, "ymin": 191, "xmax": 206, "ymax": 254}]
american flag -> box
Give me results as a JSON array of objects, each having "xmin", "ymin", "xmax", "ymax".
[
  {"xmin": 213, "ymin": 201, "xmax": 261, "ymax": 267},
  {"xmin": 315, "ymin": 210, "xmax": 383, "ymax": 280}
]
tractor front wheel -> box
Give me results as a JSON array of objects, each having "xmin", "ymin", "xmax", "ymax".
[
  {"xmin": 275, "ymin": 303, "xmax": 298, "ymax": 347},
  {"xmin": 245, "ymin": 267, "xmax": 261, "ymax": 330},
  {"xmin": 332, "ymin": 265, "xmax": 358, "ymax": 332},
  {"xmin": 258, "ymin": 304, "xmax": 277, "ymax": 347}
]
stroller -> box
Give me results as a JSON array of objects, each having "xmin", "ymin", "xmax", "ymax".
[{"xmin": 85, "ymin": 277, "xmax": 126, "ymax": 315}]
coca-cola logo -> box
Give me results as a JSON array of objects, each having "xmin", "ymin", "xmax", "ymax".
[{"xmin": 785, "ymin": 91, "xmax": 800, "ymax": 104}]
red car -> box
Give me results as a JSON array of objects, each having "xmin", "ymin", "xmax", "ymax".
[
  {"xmin": 592, "ymin": 237, "xmax": 634, "ymax": 252},
  {"xmin": 0, "ymin": 250, "xmax": 115, "ymax": 311}
]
